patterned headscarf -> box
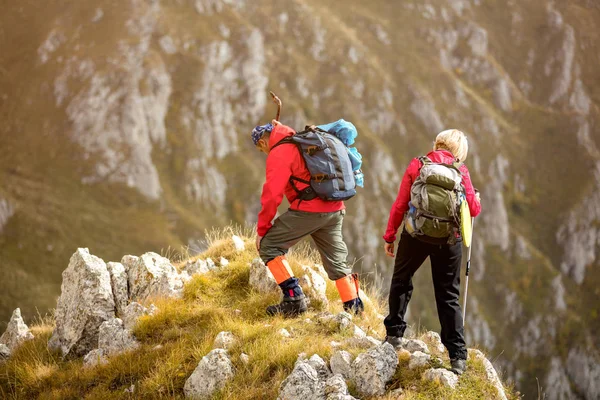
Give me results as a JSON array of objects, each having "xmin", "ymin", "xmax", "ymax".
[{"xmin": 251, "ymin": 123, "xmax": 274, "ymax": 145}]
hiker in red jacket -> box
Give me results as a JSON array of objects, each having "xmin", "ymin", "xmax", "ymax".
[
  {"xmin": 252, "ymin": 120, "xmax": 363, "ymax": 317},
  {"xmin": 382, "ymin": 129, "xmax": 481, "ymax": 375}
]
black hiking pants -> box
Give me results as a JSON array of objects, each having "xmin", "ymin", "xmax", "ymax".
[{"xmin": 384, "ymin": 230, "xmax": 467, "ymax": 360}]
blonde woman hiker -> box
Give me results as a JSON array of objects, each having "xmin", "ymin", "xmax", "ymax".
[{"xmin": 382, "ymin": 129, "xmax": 481, "ymax": 375}]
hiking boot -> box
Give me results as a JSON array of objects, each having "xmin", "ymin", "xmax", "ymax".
[
  {"xmin": 343, "ymin": 298, "xmax": 365, "ymax": 315},
  {"xmin": 384, "ymin": 335, "xmax": 404, "ymax": 349},
  {"xmin": 450, "ymin": 358, "xmax": 467, "ymax": 375},
  {"xmin": 266, "ymin": 297, "xmax": 308, "ymax": 318}
]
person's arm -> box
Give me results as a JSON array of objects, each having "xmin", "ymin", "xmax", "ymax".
[
  {"xmin": 460, "ymin": 165, "xmax": 481, "ymax": 217},
  {"xmin": 383, "ymin": 158, "xmax": 420, "ymax": 244},
  {"xmin": 257, "ymin": 142, "xmax": 293, "ymax": 239}
]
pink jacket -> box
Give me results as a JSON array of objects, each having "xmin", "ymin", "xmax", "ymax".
[{"xmin": 383, "ymin": 150, "xmax": 481, "ymax": 243}]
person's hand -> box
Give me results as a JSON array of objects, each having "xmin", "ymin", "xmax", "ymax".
[
  {"xmin": 475, "ymin": 189, "xmax": 481, "ymax": 203},
  {"xmin": 384, "ymin": 242, "xmax": 395, "ymax": 258},
  {"xmin": 256, "ymin": 235, "xmax": 263, "ymax": 252},
  {"xmin": 271, "ymin": 119, "xmax": 281, "ymax": 127}
]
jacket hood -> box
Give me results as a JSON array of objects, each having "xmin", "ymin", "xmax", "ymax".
[
  {"xmin": 268, "ymin": 124, "xmax": 295, "ymax": 149},
  {"xmin": 426, "ymin": 149, "xmax": 459, "ymax": 164}
]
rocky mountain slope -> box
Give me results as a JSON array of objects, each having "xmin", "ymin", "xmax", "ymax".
[
  {"xmin": 0, "ymin": 0, "xmax": 599, "ymax": 398},
  {"xmin": 0, "ymin": 232, "xmax": 517, "ymax": 399}
]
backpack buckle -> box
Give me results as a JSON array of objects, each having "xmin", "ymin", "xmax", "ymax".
[
  {"xmin": 313, "ymin": 174, "xmax": 327, "ymax": 183},
  {"xmin": 306, "ymin": 145, "xmax": 319, "ymax": 156}
]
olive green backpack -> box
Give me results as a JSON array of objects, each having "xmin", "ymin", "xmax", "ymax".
[{"xmin": 405, "ymin": 156, "xmax": 464, "ymax": 244}]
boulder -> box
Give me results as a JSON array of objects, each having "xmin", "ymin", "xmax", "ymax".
[
  {"xmin": 213, "ymin": 331, "xmax": 237, "ymax": 350},
  {"xmin": 184, "ymin": 349, "xmax": 235, "ymax": 399},
  {"xmin": 122, "ymin": 302, "xmax": 157, "ymax": 330},
  {"xmin": 330, "ymin": 350, "xmax": 353, "ymax": 380},
  {"xmin": 409, "ymin": 351, "xmax": 431, "ymax": 369},
  {"xmin": 184, "ymin": 259, "xmax": 211, "ymax": 275},
  {"xmin": 307, "ymin": 354, "xmax": 331, "ymax": 380},
  {"xmin": 405, "ymin": 339, "xmax": 429, "ymax": 354},
  {"xmin": 249, "ymin": 258, "xmax": 279, "ymax": 293},
  {"xmin": 0, "ymin": 308, "xmax": 34, "ymax": 352},
  {"xmin": 471, "ymin": 349, "xmax": 507, "ymax": 400},
  {"xmin": 422, "ymin": 368, "xmax": 458, "ymax": 389},
  {"xmin": 0, "ymin": 344, "xmax": 11, "ymax": 360},
  {"xmin": 422, "ymin": 331, "xmax": 445, "ymax": 354},
  {"xmin": 317, "ymin": 312, "xmax": 353, "ymax": 332},
  {"xmin": 351, "ymin": 342, "xmax": 398, "ymax": 396},
  {"xmin": 106, "ymin": 262, "xmax": 128, "ymax": 315},
  {"xmin": 232, "ymin": 235, "xmax": 246, "ymax": 251},
  {"xmin": 325, "ymin": 374, "xmax": 357, "ymax": 400},
  {"xmin": 83, "ymin": 349, "xmax": 108, "ymax": 367},
  {"xmin": 48, "ymin": 249, "xmax": 115, "ymax": 357},
  {"xmin": 299, "ymin": 265, "xmax": 329, "ymax": 307},
  {"xmin": 220, "ymin": 257, "xmax": 230, "ymax": 267},
  {"xmin": 278, "ymin": 359, "xmax": 325, "ymax": 400},
  {"xmin": 352, "ymin": 325, "xmax": 366, "ymax": 339},
  {"xmin": 125, "ymin": 252, "xmax": 185, "ymax": 301},
  {"xmin": 98, "ymin": 318, "xmax": 139, "ymax": 356},
  {"xmin": 206, "ymin": 258, "xmax": 216, "ymax": 270}
]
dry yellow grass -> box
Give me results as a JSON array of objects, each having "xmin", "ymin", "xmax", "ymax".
[{"xmin": 0, "ymin": 227, "xmax": 518, "ymax": 399}]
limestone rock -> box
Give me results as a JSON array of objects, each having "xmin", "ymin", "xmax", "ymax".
[
  {"xmin": 126, "ymin": 252, "xmax": 184, "ymax": 301},
  {"xmin": 213, "ymin": 331, "xmax": 237, "ymax": 350},
  {"xmin": 389, "ymin": 388, "xmax": 404, "ymax": 397},
  {"xmin": 471, "ymin": 349, "xmax": 507, "ymax": 400},
  {"xmin": 422, "ymin": 331, "xmax": 445, "ymax": 354},
  {"xmin": 299, "ymin": 265, "xmax": 329, "ymax": 307},
  {"xmin": 352, "ymin": 325, "xmax": 366, "ymax": 339},
  {"xmin": 184, "ymin": 349, "xmax": 235, "ymax": 399},
  {"xmin": 278, "ymin": 359, "xmax": 325, "ymax": 400},
  {"xmin": 219, "ymin": 257, "xmax": 229, "ymax": 267},
  {"xmin": 330, "ymin": 350, "xmax": 353, "ymax": 380},
  {"xmin": 232, "ymin": 235, "xmax": 245, "ymax": 251},
  {"xmin": 346, "ymin": 335, "xmax": 382, "ymax": 349},
  {"xmin": 122, "ymin": 302, "xmax": 157, "ymax": 330},
  {"xmin": 48, "ymin": 248, "xmax": 115, "ymax": 357},
  {"xmin": 0, "ymin": 344, "xmax": 11, "ymax": 360},
  {"xmin": 405, "ymin": 339, "xmax": 429, "ymax": 354},
  {"xmin": 240, "ymin": 353, "xmax": 250, "ymax": 364},
  {"xmin": 249, "ymin": 258, "xmax": 278, "ymax": 293},
  {"xmin": 184, "ymin": 259, "xmax": 211, "ymax": 275},
  {"xmin": 279, "ymin": 328, "xmax": 292, "ymax": 338},
  {"xmin": 409, "ymin": 351, "xmax": 431, "ymax": 369},
  {"xmin": 325, "ymin": 374, "xmax": 357, "ymax": 400},
  {"xmin": 317, "ymin": 312, "xmax": 353, "ymax": 332},
  {"xmin": 422, "ymin": 368, "xmax": 458, "ymax": 389},
  {"xmin": 351, "ymin": 342, "xmax": 399, "ymax": 396},
  {"xmin": 206, "ymin": 258, "xmax": 216, "ymax": 270},
  {"xmin": 107, "ymin": 262, "xmax": 128, "ymax": 316},
  {"xmin": 98, "ymin": 318, "xmax": 139, "ymax": 356},
  {"xmin": 0, "ymin": 308, "xmax": 34, "ymax": 352},
  {"xmin": 83, "ymin": 349, "xmax": 108, "ymax": 367},
  {"xmin": 307, "ymin": 354, "xmax": 331, "ymax": 380}
]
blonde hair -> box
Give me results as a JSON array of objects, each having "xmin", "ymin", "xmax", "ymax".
[{"xmin": 433, "ymin": 129, "xmax": 469, "ymax": 162}]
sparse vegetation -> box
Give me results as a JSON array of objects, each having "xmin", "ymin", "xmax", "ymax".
[{"xmin": 0, "ymin": 228, "xmax": 518, "ymax": 399}]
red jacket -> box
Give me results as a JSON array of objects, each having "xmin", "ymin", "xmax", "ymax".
[
  {"xmin": 257, "ymin": 124, "xmax": 345, "ymax": 237},
  {"xmin": 383, "ymin": 150, "xmax": 481, "ymax": 243}
]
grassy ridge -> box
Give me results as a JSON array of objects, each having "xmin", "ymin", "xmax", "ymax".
[{"xmin": 0, "ymin": 228, "xmax": 518, "ymax": 399}]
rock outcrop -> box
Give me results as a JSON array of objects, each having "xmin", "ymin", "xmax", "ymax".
[
  {"xmin": 249, "ymin": 258, "xmax": 279, "ymax": 293},
  {"xmin": 106, "ymin": 262, "xmax": 128, "ymax": 315},
  {"xmin": 125, "ymin": 252, "xmax": 185, "ymax": 301},
  {"xmin": 97, "ymin": 318, "xmax": 140, "ymax": 356},
  {"xmin": 213, "ymin": 331, "xmax": 237, "ymax": 350},
  {"xmin": 184, "ymin": 349, "xmax": 235, "ymax": 399},
  {"xmin": 422, "ymin": 368, "xmax": 459, "ymax": 389},
  {"xmin": 351, "ymin": 342, "xmax": 398, "ymax": 396},
  {"xmin": 48, "ymin": 249, "xmax": 115, "ymax": 357},
  {"xmin": 0, "ymin": 308, "xmax": 34, "ymax": 353}
]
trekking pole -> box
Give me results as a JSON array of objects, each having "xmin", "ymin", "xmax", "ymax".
[
  {"xmin": 462, "ymin": 217, "xmax": 475, "ymax": 326},
  {"xmin": 269, "ymin": 91, "xmax": 282, "ymax": 121}
]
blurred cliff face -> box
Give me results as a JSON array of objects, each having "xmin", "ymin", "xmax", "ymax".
[{"xmin": 0, "ymin": 0, "xmax": 599, "ymax": 398}]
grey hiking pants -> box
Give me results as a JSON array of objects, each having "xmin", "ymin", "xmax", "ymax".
[{"xmin": 259, "ymin": 209, "xmax": 351, "ymax": 281}]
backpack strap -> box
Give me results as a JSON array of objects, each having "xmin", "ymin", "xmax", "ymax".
[{"xmin": 270, "ymin": 136, "xmax": 318, "ymax": 204}]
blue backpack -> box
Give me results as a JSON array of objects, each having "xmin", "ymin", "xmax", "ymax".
[{"xmin": 272, "ymin": 122, "xmax": 360, "ymax": 202}]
